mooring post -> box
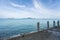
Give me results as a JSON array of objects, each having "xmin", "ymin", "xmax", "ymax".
[
  {"xmin": 57, "ymin": 21, "xmax": 59, "ymax": 28},
  {"xmin": 47, "ymin": 21, "xmax": 49, "ymax": 29},
  {"xmin": 53, "ymin": 21, "xmax": 55, "ymax": 27},
  {"xmin": 37, "ymin": 22, "xmax": 40, "ymax": 32}
]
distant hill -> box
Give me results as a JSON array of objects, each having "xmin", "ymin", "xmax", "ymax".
[
  {"xmin": 0, "ymin": 18, "xmax": 60, "ymax": 20},
  {"xmin": 0, "ymin": 17, "xmax": 37, "ymax": 20}
]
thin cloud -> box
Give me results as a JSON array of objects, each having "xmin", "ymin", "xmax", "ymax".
[
  {"xmin": 33, "ymin": 0, "xmax": 51, "ymax": 15},
  {"xmin": 10, "ymin": 2, "xmax": 26, "ymax": 8},
  {"xmin": 32, "ymin": 0, "xmax": 60, "ymax": 18},
  {"xmin": 0, "ymin": 0, "xmax": 60, "ymax": 18}
]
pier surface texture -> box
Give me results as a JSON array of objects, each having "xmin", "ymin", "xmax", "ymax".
[{"xmin": 7, "ymin": 27, "xmax": 60, "ymax": 40}]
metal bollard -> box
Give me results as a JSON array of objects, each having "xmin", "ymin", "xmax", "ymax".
[
  {"xmin": 37, "ymin": 22, "xmax": 40, "ymax": 32},
  {"xmin": 53, "ymin": 21, "xmax": 55, "ymax": 27},
  {"xmin": 57, "ymin": 21, "xmax": 59, "ymax": 28},
  {"xmin": 47, "ymin": 21, "xmax": 49, "ymax": 29}
]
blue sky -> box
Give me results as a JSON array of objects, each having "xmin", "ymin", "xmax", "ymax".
[{"xmin": 0, "ymin": 0, "xmax": 60, "ymax": 18}]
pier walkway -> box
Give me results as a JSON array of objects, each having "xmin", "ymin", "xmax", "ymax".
[{"xmin": 8, "ymin": 27, "xmax": 60, "ymax": 40}]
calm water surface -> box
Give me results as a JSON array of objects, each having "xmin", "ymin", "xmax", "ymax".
[{"xmin": 0, "ymin": 19, "xmax": 59, "ymax": 38}]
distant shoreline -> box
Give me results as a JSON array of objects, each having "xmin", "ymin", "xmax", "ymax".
[{"xmin": 0, "ymin": 18, "xmax": 60, "ymax": 20}]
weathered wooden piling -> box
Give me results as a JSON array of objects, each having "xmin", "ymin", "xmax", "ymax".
[
  {"xmin": 47, "ymin": 21, "xmax": 49, "ymax": 29},
  {"xmin": 53, "ymin": 21, "xmax": 55, "ymax": 27},
  {"xmin": 37, "ymin": 22, "xmax": 40, "ymax": 32},
  {"xmin": 57, "ymin": 21, "xmax": 59, "ymax": 28}
]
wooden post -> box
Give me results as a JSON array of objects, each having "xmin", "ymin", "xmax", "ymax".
[
  {"xmin": 37, "ymin": 22, "xmax": 40, "ymax": 32},
  {"xmin": 47, "ymin": 21, "xmax": 49, "ymax": 29},
  {"xmin": 53, "ymin": 21, "xmax": 55, "ymax": 27},
  {"xmin": 57, "ymin": 21, "xmax": 59, "ymax": 28}
]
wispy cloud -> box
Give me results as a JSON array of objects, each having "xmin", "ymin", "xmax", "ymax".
[
  {"xmin": 33, "ymin": 0, "xmax": 51, "ymax": 16},
  {"xmin": 32, "ymin": 0, "xmax": 60, "ymax": 18},
  {"xmin": 0, "ymin": 0, "xmax": 60, "ymax": 18},
  {"xmin": 10, "ymin": 2, "xmax": 26, "ymax": 8}
]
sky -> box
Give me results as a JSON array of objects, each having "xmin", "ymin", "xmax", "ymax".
[{"xmin": 0, "ymin": 0, "xmax": 60, "ymax": 19}]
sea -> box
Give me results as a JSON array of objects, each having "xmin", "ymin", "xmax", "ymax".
[{"xmin": 0, "ymin": 19, "xmax": 59, "ymax": 38}]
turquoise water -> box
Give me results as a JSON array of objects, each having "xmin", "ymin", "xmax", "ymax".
[{"xmin": 0, "ymin": 19, "xmax": 59, "ymax": 38}]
